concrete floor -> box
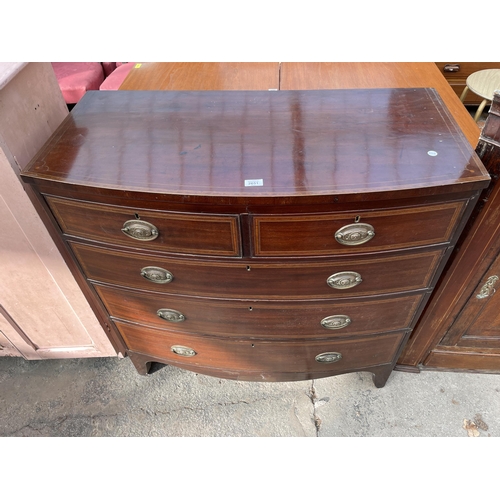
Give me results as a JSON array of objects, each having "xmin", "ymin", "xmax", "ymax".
[{"xmin": 1, "ymin": 354, "xmax": 499, "ymax": 437}]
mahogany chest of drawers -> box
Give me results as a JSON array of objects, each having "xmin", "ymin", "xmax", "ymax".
[{"xmin": 21, "ymin": 89, "xmax": 490, "ymax": 387}]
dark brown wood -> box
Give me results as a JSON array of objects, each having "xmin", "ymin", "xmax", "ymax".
[
  {"xmin": 280, "ymin": 62, "xmax": 481, "ymax": 148},
  {"xmin": 46, "ymin": 196, "xmax": 242, "ymax": 257},
  {"xmin": 117, "ymin": 321, "xmax": 405, "ymax": 382},
  {"xmin": 22, "ymin": 89, "xmax": 488, "ymax": 199},
  {"xmin": 398, "ymin": 91, "xmax": 500, "ymax": 370},
  {"xmin": 118, "ymin": 63, "xmax": 480, "ymax": 148},
  {"xmin": 70, "ymin": 241, "xmax": 446, "ymax": 299},
  {"xmin": 125, "ymin": 348, "xmax": 397, "ymax": 386},
  {"xmin": 94, "ymin": 282, "xmax": 424, "ymax": 339},
  {"xmin": 424, "ymin": 347, "xmax": 500, "ymax": 371},
  {"xmin": 20, "ymin": 89, "xmax": 489, "ymax": 386},
  {"xmin": 252, "ymin": 201, "xmax": 468, "ymax": 257}
]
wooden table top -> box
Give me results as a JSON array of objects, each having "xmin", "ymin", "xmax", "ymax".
[
  {"xmin": 24, "ymin": 89, "xmax": 489, "ymax": 203},
  {"xmin": 120, "ymin": 62, "xmax": 481, "ymax": 147},
  {"xmin": 119, "ymin": 62, "xmax": 280, "ymax": 91},
  {"xmin": 280, "ymin": 63, "xmax": 480, "ymax": 147}
]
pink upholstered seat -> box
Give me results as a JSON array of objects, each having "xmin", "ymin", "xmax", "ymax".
[
  {"xmin": 99, "ymin": 63, "xmax": 135, "ymax": 91},
  {"xmin": 101, "ymin": 62, "xmax": 117, "ymax": 77},
  {"xmin": 51, "ymin": 62, "xmax": 105, "ymax": 104}
]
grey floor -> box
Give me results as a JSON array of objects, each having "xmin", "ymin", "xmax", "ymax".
[{"xmin": 1, "ymin": 354, "xmax": 499, "ymax": 437}]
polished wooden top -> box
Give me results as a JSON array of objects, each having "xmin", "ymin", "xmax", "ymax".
[
  {"xmin": 120, "ymin": 62, "xmax": 280, "ymax": 91},
  {"xmin": 120, "ymin": 62, "xmax": 480, "ymax": 147},
  {"xmin": 23, "ymin": 89, "xmax": 489, "ymax": 201},
  {"xmin": 280, "ymin": 63, "xmax": 481, "ymax": 147}
]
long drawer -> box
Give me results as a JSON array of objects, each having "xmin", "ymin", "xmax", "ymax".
[
  {"xmin": 46, "ymin": 196, "xmax": 241, "ymax": 257},
  {"xmin": 72, "ymin": 242, "xmax": 444, "ymax": 299},
  {"xmin": 252, "ymin": 201, "xmax": 467, "ymax": 256},
  {"xmin": 94, "ymin": 283, "xmax": 423, "ymax": 339},
  {"xmin": 116, "ymin": 320, "xmax": 406, "ymax": 376}
]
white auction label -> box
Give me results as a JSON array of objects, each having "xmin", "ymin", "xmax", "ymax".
[{"xmin": 244, "ymin": 179, "xmax": 264, "ymax": 187}]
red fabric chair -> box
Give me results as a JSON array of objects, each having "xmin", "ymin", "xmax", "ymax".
[
  {"xmin": 99, "ymin": 63, "xmax": 135, "ymax": 90},
  {"xmin": 51, "ymin": 62, "xmax": 105, "ymax": 104}
]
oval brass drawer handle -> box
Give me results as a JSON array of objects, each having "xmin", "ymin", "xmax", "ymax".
[
  {"xmin": 315, "ymin": 352, "xmax": 342, "ymax": 363},
  {"xmin": 121, "ymin": 220, "xmax": 159, "ymax": 241},
  {"xmin": 335, "ymin": 223, "xmax": 375, "ymax": 246},
  {"xmin": 327, "ymin": 271, "xmax": 362, "ymax": 289},
  {"xmin": 171, "ymin": 345, "xmax": 196, "ymax": 357},
  {"xmin": 141, "ymin": 266, "xmax": 173, "ymax": 284},
  {"xmin": 321, "ymin": 314, "xmax": 351, "ymax": 329},
  {"xmin": 157, "ymin": 308, "xmax": 185, "ymax": 322}
]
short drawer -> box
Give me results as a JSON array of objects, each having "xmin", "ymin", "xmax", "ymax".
[
  {"xmin": 253, "ymin": 201, "xmax": 466, "ymax": 257},
  {"xmin": 73, "ymin": 241, "xmax": 444, "ymax": 298},
  {"xmin": 95, "ymin": 283, "xmax": 424, "ymax": 339},
  {"xmin": 46, "ymin": 196, "xmax": 241, "ymax": 257},
  {"xmin": 116, "ymin": 321, "xmax": 405, "ymax": 376}
]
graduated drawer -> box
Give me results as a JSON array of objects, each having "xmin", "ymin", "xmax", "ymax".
[
  {"xmin": 45, "ymin": 196, "xmax": 241, "ymax": 257},
  {"xmin": 72, "ymin": 241, "xmax": 444, "ymax": 299},
  {"xmin": 252, "ymin": 201, "xmax": 466, "ymax": 257},
  {"xmin": 94, "ymin": 283, "xmax": 423, "ymax": 339},
  {"xmin": 116, "ymin": 321, "xmax": 405, "ymax": 376}
]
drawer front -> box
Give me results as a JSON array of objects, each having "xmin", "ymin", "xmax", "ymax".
[
  {"xmin": 73, "ymin": 242, "xmax": 444, "ymax": 298},
  {"xmin": 116, "ymin": 321, "xmax": 405, "ymax": 375},
  {"xmin": 46, "ymin": 196, "xmax": 241, "ymax": 257},
  {"xmin": 95, "ymin": 284, "xmax": 423, "ymax": 338},
  {"xmin": 253, "ymin": 202, "xmax": 466, "ymax": 257}
]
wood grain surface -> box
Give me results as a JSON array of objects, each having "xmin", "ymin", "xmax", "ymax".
[
  {"xmin": 120, "ymin": 62, "xmax": 280, "ymax": 91},
  {"xmin": 23, "ymin": 89, "xmax": 488, "ymax": 200}
]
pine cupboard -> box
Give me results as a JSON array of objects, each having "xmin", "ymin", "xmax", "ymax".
[{"xmin": 0, "ymin": 62, "xmax": 117, "ymax": 360}]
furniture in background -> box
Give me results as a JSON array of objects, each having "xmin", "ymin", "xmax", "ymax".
[
  {"xmin": 398, "ymin": 91, "xmax": 500, "ymax": 372},
  {"xmin": 51, "ymin": 62, "xmax": 136, "ymax": 103},
  {"xmin": 119, "ymin": 62, "xmax": 280, "ymax": 90},
  {"xmin": 120, "ymin": 62, "xmax": 484, "ymax": 146},
  {"xmin": 279, "ymin": 62, "xmax": 481, "ymax": 148},
  {"xmin": 99, "ymin": 62, "xmax": 135, "ymax": 91},
  {"xmin": 51, "ymin": 62, "xmax": 105, "ymax": 105},
  {"xmin": 21, "ymin": 89, "xmax": 489, "ymax": 386},
  {"xmin": 436, "ymin": 62, "xmax": 500, "ymax": 106},
  {"xmin": 0, "ymin": 62, "xmax": 117, "ymax": 359},
  {"xmin": 460, "ymin": 69, "xmax": 500, "ymax": 121}
]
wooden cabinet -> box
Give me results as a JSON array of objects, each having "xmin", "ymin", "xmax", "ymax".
[
  {"xmin": 21, "ymin": 88, "xmax": 489, "ymax": 386},
  {"xmin": 399, "ymin": 91, "xmax": 500, "ymax": 371},
  {"xmin": 435, "ymin": 62, "xmax": 500, "ymax": 105},
  {"xmin": 426, "ymin": 254, "xmax": 500, "ymax": 370},
  {"xmin": 0, "ymin": 62, "xmax": 117, "ymax": 360}
]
